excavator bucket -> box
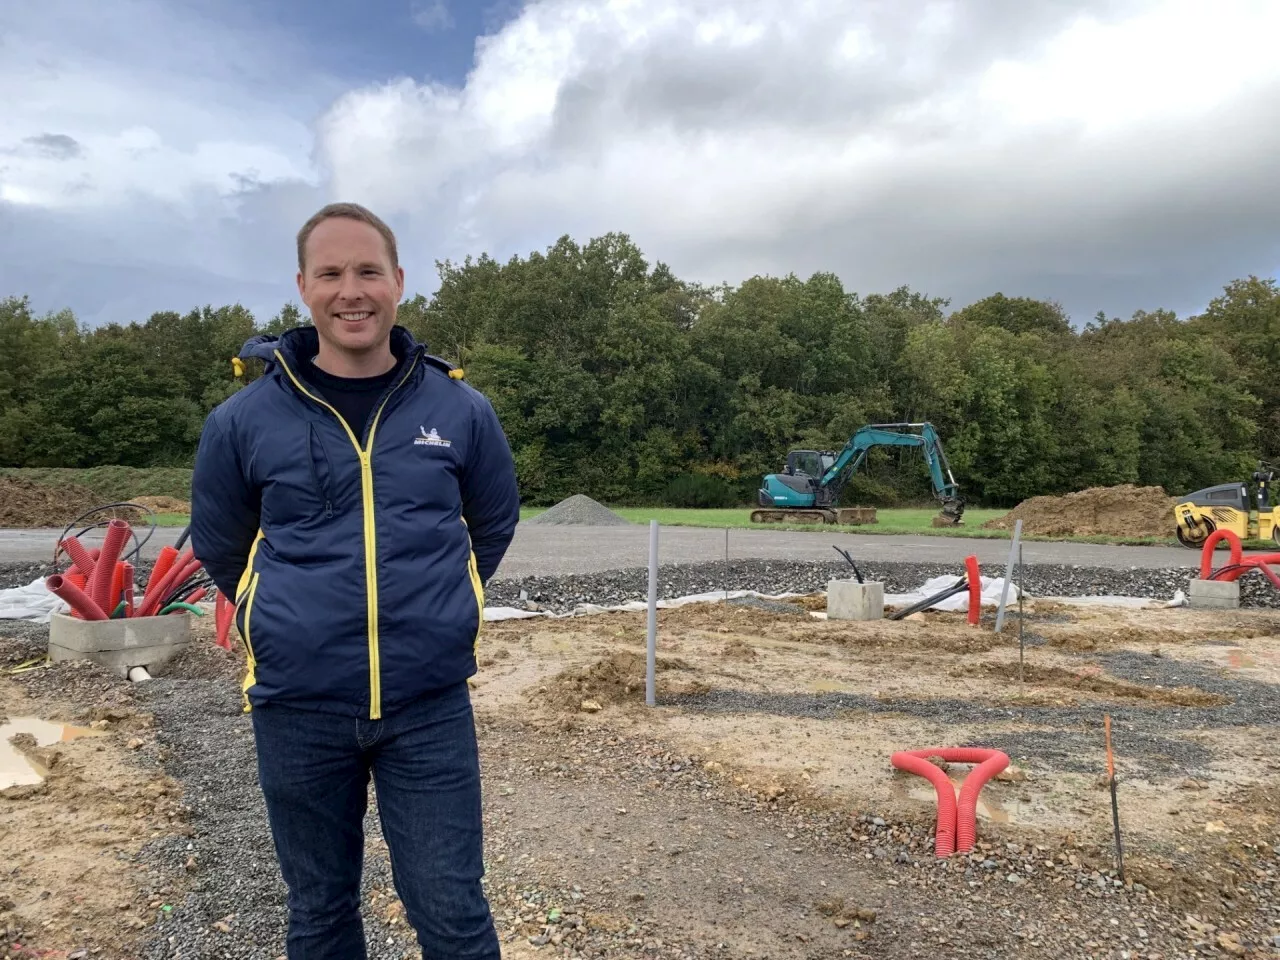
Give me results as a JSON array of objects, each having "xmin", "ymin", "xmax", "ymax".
[{"xmin": 932, "ymin": 497, "xmax": 966, "ymax": 527}]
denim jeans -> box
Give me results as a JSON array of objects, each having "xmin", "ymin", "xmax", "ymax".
[{"xmin": 250, "ymin": 680, "xmax": 500, "ymax": 959}]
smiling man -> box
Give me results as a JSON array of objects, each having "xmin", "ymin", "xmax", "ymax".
[{"xmin": 188, "ymin": 202, "xmax": 520, "ymax": 959}]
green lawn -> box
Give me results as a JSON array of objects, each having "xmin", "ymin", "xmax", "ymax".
[{"xmin": 519, "ymin": 505, "xmax": 1199, "ymax": 547}]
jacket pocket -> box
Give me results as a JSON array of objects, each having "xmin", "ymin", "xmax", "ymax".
[{"xmin": 306, "ymin": 423, "xmax": 335, "ymax": 520}]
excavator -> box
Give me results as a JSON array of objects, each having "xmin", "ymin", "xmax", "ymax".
[
  {"xmin": 1174, "ymin": 461, "xmax": 1279, "ymax": 548},
  {"xmin": 751, "ymin": 422, "xmax": 965, "ymax": 527}
]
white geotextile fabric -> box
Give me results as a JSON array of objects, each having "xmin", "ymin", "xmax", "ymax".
[
  {"xmin": 0, "ymin": 575, "xmax": 1184, "ymax": 626},
  {"xmin": 0, "ymin": 577, "xmax": 69, "ymax": 623},
  {"xmin": 882, "ymin": 574, "xmax": 1018, "ymax": 612}
]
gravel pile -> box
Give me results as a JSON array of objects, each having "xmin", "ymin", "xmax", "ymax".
[{"xmin": 525, "ymin": 494, "xmax": 631, "ymax": 526}]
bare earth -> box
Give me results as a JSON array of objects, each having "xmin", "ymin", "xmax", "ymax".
[{"xmin": 4, "ymin": 596, "xmax": 1280, "ymax": 958}]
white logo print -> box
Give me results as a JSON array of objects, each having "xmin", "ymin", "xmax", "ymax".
[{"xmin": 414, "ymin": 426, "xmax": 452, "ymax": 448}]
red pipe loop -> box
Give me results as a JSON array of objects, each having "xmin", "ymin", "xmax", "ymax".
[
  {"xmin": 964, "ymin": 555, "xmax": 981, "ymax": 626},
  {"xmin": 47, "ymin": 574, "xmax": 108, "ymax": 621},
  {"xmin": 892, "ymin": 747, "xmax": 1010, "ymax": 857},
  {"xmin": 1200, "ymin": 529, "xmax": 1243, "ymax": 580}
]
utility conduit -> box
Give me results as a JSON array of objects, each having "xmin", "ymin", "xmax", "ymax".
[
  {"xmin": 965, "ymin": 555, "xmax": 981, "ymax": 626},
  {"xmin": 1200, "ymin": 529, "xmax": 1280, "ymax": 589},
  {"xmin": 891, "ymin": 747, "xmax": 1010, "ymax": 857}
]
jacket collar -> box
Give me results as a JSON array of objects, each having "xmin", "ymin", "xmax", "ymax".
[{"xmin": 238, "ymin": 325, "xmax": 425, "ymax": 372}]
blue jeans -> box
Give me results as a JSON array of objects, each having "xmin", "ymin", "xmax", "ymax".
[{"xmin": 250, "ymin": 681, "xmax": 500, "ymax": 959}]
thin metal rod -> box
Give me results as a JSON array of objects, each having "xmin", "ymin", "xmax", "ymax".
[
  {"xmin": 647, "ymin": 519, "xmax": 658, "ymax": 707},
  {"xmin": 994, "ymin": 519, "xmax": 1023, "ymax": 633},
  {"xmin": 1018, "ymin": 542, "xmax": 1025, "ymax": 683},
  {"xmin": 724, "ymin": 527, "xmax": 729, "ymax": 604}
]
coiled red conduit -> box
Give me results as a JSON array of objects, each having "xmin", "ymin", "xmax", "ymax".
[{"xmin": 891, "ymin": 747, "xmax": 1010, "ymax": 857}]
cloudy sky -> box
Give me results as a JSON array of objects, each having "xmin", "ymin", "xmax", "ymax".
[{"xmin": 2, "ymin": 0, "xmax": 1278, "ymax": 329}]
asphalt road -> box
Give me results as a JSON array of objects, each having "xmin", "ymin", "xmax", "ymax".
[{"xmin": 0, "ymin": 523, "xmax": 1197, "ymax": 576}]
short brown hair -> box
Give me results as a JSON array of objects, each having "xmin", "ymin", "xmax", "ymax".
[{"xmin": 296, "ymin": 202, "xmax": 399, "ymax": 272}]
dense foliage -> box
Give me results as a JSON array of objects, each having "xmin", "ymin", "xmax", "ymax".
[{"xmin": 1, "ymin": 233, "xmax": 1275, "ymax": 507}]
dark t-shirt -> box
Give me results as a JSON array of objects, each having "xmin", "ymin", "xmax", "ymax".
[{"xmin": 299, "ymin": 355, "xmax": 400, "ymax": 440}]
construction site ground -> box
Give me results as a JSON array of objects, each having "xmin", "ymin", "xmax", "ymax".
[{"xmin": 3, "ymin": 593, "xmax": 1279, "ymax": 959}]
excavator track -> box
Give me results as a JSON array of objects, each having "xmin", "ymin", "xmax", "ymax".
[{"xmin": 749, "ymin": 508, "xmax": 878, "ymax": 526}]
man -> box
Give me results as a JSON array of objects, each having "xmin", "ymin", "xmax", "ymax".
[{"xmin": 189, "ymin": 202, "xmax": 520, "ymax": 959}]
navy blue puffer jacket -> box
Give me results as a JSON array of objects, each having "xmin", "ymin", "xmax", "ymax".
[{"xmin": 189, "ymin": 325, "xmax": 520, "ymax": 719}]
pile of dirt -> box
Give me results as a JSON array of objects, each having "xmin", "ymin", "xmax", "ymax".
[
  {"xmin": 539, "ymin": 650, "xmax": 691, "ymax": 711},
  {"xmin": 526, "ymin": 494, "xmax": 631, "ymax": 526},
  {"xmin": 131, "ymin": 495, "xmax": 190, "ymax": 514},
  {"xmin": 982, "ymin": 484, "xmax": 1177, "ymax": 538},
  {"xmin": 0, "ymin": 476, "xmax": 116, "ymax": 528}
]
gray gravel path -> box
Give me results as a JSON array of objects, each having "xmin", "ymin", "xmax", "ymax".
[
  {"xmin": 134, "ymin": 678, "xmax": 420, "ymax": 960},
  {"xmin": 0, "ymin": 522, "xmax": 1201, "ymax": 572}
]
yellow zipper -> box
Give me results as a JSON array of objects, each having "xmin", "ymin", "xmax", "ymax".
[
  {"xmin": 238, "ymin": 572, "xmax": 260, "ymax": 713},
  {"xmin": 275, "ymin": 349, "xmax": 420, "ymax": 719}
]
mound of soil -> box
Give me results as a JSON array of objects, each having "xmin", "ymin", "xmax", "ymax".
[
  {"xmin": 982, "ymin": 484, "xmax": 1176, "ymax": 538},
  {"xmin": 0, "ymin": 477, "xmax": 117, "ymax": 528},
  {"xmin": 526, "ymin": 494, "xmax": 630, "ymax": 526},
  {"xmin": 131, "ymin": 495, "xmax": 190, "ymax": 515},
  {"xmin": 540, "ymin": 650, "xmax": 690, "ymax": 711}
]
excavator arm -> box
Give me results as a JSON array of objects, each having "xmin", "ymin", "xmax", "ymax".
[
  {"xmin": 753, "ymin": 421, "xmax": 964, "ymax": 526},
  {"xmin": 819, "ymin": 422, "xmax": 963, "ymax": 517}
]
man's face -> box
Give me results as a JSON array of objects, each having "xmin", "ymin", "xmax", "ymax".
[{"xmin": 297, "ymin": 217, "xmax": 404, "ymax": 357}]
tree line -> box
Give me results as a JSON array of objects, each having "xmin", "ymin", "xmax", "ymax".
[{"xmin": 1, "ymin": 232, "xmax": 1276, "ymax": 508}]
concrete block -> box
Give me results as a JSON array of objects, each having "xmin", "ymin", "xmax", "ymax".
[
  {"xmin": 1188, "ymin": 578, "xmax": 1240, "ymax": 610},
  {"xmin": 827, "ymin": 580, "xmax": 884, "ymax": 621},
  {"xmin": 48, "ymin": 611, "xmax": 192, "ymax": 678}
]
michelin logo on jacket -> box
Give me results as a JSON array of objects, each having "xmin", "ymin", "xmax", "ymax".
[{"xmin": 416, "ymin": 426, "xmax": 452, "ymax": 448}]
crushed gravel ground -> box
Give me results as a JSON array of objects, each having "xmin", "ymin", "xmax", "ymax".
[{"xmin": 481, "ymin": 558, "xmax": 1280, "ymax": 612}]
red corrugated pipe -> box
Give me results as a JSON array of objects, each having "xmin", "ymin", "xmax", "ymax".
[
  {"xmin": 60, "ymin": 536, "xmax": 97, "ymax": 579},
  {"xmin": 214, "ymin": 590, "xmax": 233, "ymax": 650},
  {"xmin": 47, "ymin": 573, "xmax": 108, "ymax": 621},
  {"xmin": 137, "ymin": 549, "xmax": 200, "ymax": 618},
  {"xmin": 891, "ymin": 750, "xmax": 958, "ymax": 857},
  {"xmin": 88, "ymin": 519, "xmax": 130, "ymax": 613},
  {"xmin": 65, "ymin": 572, "xmax": 88, "ymax": 618},
  {"xmin": 1200, "ymin": 529, "xmax": 1280, "ymax": 589},
  {"xmin": 892, "ymin": 747, "xmax": 1010, "ymax": 857},
  {"xmin": 965, "ymin": 555, "xmax": 981, "ymax": 626},
  {"xmin": 145, "ymin": 545, "xmax": 179, "ymax": 601}
]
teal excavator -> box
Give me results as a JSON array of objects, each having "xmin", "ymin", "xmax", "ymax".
[{"xmin": 750, "ymin": 422, "xmax": 965, "ymax": 526}]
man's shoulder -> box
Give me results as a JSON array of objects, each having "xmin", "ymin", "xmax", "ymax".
[
  {"xmin": 416, "ymin": 355, "xmax": 492, "ymax": 413},
  {"xmin": 206, "ymin": 373, "xmax": 279, "ymax": 435}
]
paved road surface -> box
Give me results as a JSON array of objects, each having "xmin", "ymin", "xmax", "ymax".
[{"xmin": 0, "ymin": 523, "xmax": 1197, "ymax": 576}]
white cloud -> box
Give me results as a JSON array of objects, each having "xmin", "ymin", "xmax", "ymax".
[
  {"xmin": 316, "ymin": 0, "xmax": 1280, "ymax": 320},
  {"xmin": 3, "ymin": 0, "xmax": 1279, "ymax": 327}
]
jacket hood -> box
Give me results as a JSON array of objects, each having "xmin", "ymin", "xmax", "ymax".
[{"xmin": 237, "ymin": 325, "xmax": 425, "ymax": 369}]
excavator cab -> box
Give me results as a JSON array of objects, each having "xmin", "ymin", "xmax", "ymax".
[{"xmin": 785, "ymin": 450, "xmax": 835, "ymax": 479}]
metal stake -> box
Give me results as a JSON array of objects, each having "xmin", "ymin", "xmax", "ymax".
[
  {"xmin": 995, "ymin": 519, "xmax": 1023, "ymax": 633},
  {"xmin": 724, "ymin": 527, "xmax": 729, "ymax": 604},
  {"xmin": 646, "ymin": 520, "xmax": 658, "ymax": 707}
]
